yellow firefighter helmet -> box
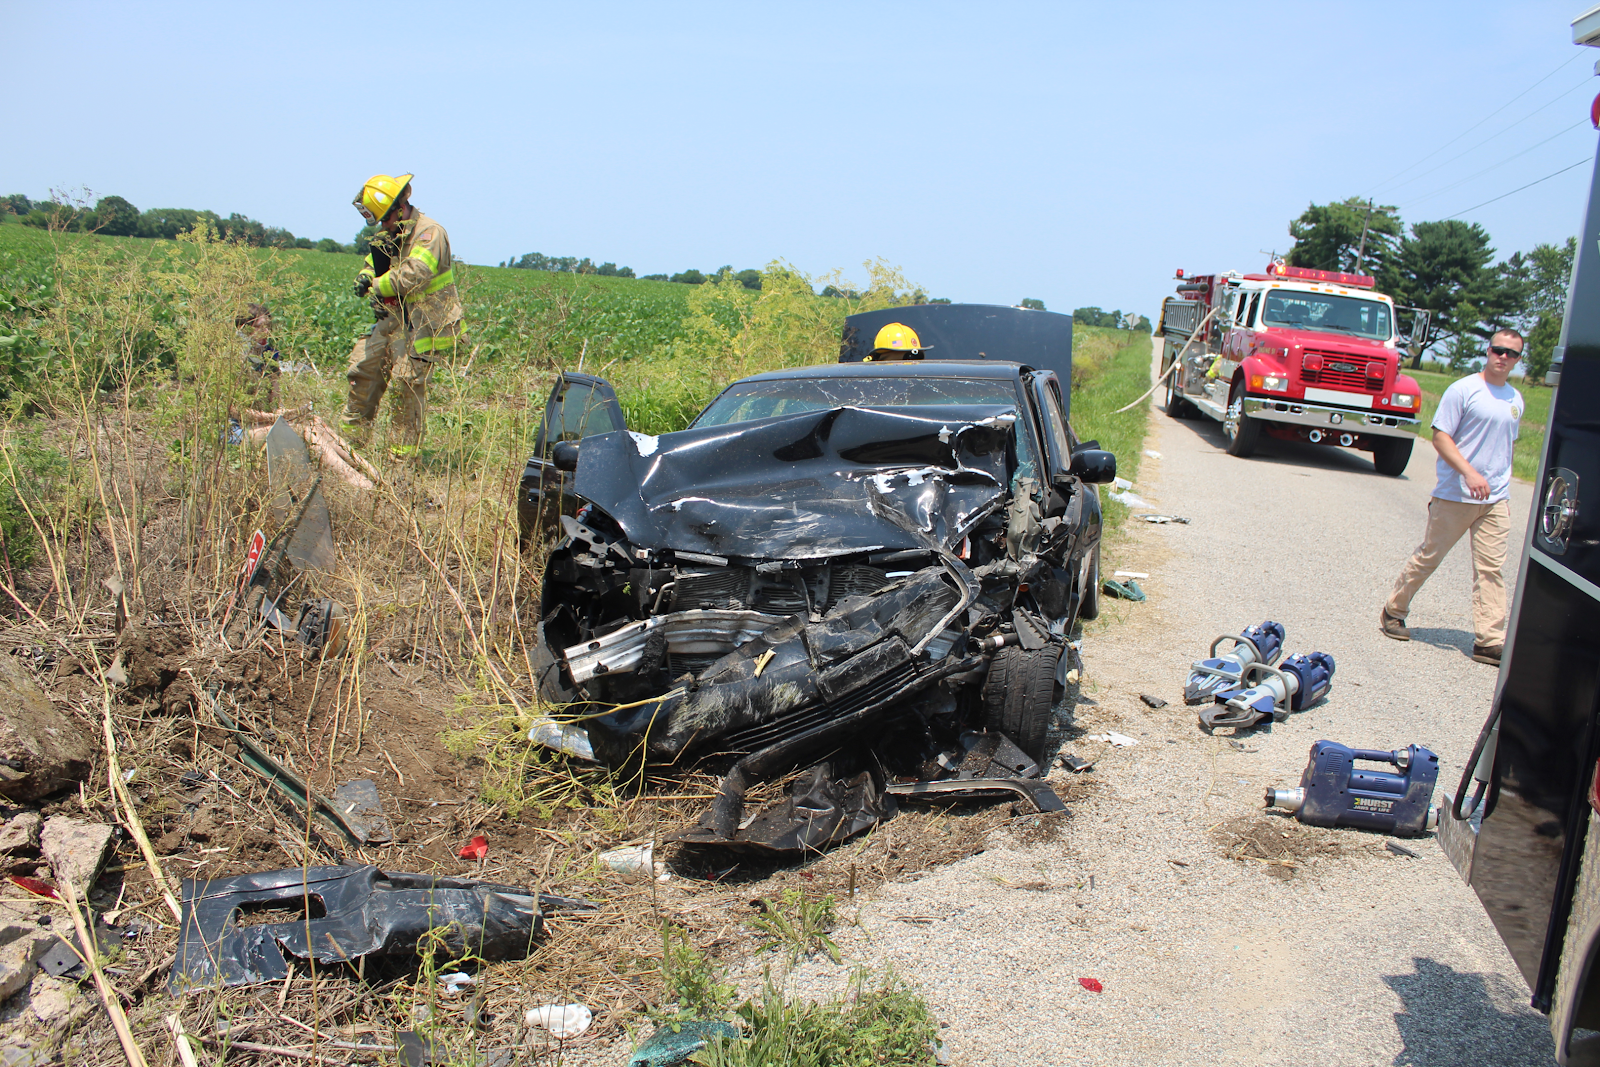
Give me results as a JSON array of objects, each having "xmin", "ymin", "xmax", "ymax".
[
  {"xmin": 353, "ymin": 173, "xmax": 413, "ymax": 224},
  {"xmin": 865, "ymin": 322, "xmax": 929, "ymax": 361}
]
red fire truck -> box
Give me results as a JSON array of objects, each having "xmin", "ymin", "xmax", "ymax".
[{"xmin": 1157, "ymin": 262, "xmax": 1424, "ymax": 475}]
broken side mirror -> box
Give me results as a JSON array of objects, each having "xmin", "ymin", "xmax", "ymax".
[
  {"xmin": 552, "ymin": 440, "xmax": 581, "ymax": 472},
  {"xmin": 1070, "ymin": 449, "xmax": 1116, "ymax": 484}
]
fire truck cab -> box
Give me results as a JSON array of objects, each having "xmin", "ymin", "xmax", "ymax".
[{"xmin": 1158, "ymin": 263, "xmax": 1424, "ymax": 476}]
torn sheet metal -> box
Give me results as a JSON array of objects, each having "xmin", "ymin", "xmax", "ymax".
[
  {"xmin": 263, "ymin": 417, "xmax": 335, "ymax": 573},
  {"xmin": 673, "ymin": 763, "xmax": 894, "ymax": 852},
  {"xmin": 570, "ymin": 404, "xmax": 1013, "ymax": 561},
  {"xmin": 170, "ymin": 865, "xmax": 596, "ymax": 991}
]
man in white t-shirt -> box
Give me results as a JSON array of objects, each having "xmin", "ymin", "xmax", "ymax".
[{"xmin": 1380, "ymin": 328, "xmax": 1526, "ymax": 665}]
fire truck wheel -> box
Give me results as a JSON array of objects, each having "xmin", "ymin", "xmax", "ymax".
[
  {"xmin": 982, "ymin": 644, "xmax": 1061, "ymax": 762},
  {"xmin": 1373, "ymin": 436, "xmax": 1413, "ymax": 477},
  {"xmin": 1163, "ymin": 365, "xmax": 1193, "ymax": 419},
  {"xmin": 1077, "ymin": 544, "xmax": 1101, "ymax": 621},
  {"xmin": 1224, "ymin": 380, "xmax": 1260, "ymax": 458}
]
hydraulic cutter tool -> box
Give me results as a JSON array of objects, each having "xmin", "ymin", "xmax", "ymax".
[
  {"xmin": 1184, "ymin": 621, "xmax": 1286, "ymax": 704},
  {"xmin": 1198, "ymin": 651, "xmax": 1334, "ymax": 731}
]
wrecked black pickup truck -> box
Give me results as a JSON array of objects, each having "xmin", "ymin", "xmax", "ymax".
[{"xmin": 518, "ymin": 304, "xmax": 1116, "ymax": 850}]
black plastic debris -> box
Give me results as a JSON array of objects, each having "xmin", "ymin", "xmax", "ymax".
[
  {"xmin": 1139, "ymin": 693, "xmax": 1169, "ymax": 709},
  {"xmin": 674, "ymin": 763, "xmax": 893, "ymax": 853},
  {"xmin": 169, "ymin": 864, "xmax": 596, "ymax": 992}
]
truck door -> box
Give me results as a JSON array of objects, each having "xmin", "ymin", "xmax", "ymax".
[
  {"xmin": 1444, "ymin": 134, "xmax": 1600, "ymax": 1062},
  {"xmin": 518, "ymin": 372, "xmax": 625, "ymax": 543}
]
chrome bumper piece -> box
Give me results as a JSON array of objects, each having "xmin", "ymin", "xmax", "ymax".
[{"xmin": 1242, "ymin": 397, "xmax": 1419, "ymax": 440}]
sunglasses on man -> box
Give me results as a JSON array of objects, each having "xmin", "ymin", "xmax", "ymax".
[{"xmin": 1488, "ymin": 345, "xmax": 1522, "ymax": 358}]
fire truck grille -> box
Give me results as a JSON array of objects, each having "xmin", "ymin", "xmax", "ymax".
[{"xmin": 1305, "ymin": 354, "xmax": 1379, "ymax": 392}]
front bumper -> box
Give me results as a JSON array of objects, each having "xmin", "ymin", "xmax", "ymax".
[{"xmin": 1243, "ymin": 397, "xmax": 1419, "ymax": 441}]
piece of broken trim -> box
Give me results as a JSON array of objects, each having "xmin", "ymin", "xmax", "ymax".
[
  {"xmin": 1139, "ymin": 693, "xmax": 1169, "ymax": 709},
  {"xmin": 886, "ymin": 778, "xmax": 1066, "ymax": 813},
  {"xmin": 1136, "ymin": 514, "xmax": 1190, "ymax": 524},
  {"xmin": 1102, "ymin": 578, "xmax": 1146, "ymax": 602},
  {"xmin": 169, "ymin": 864, "xmax": 597, "ymax": 991},
  {"xmin": 1087, "ymin": 731, "xmax": 1138, "ymax": 747},
  {"xmin": 1060, "ymin": 753, "xmax": 1095, "ymax": 772},
  {"xmin": 1114, "ymin": 571, "xmax": 1149, "ymax": 580}
]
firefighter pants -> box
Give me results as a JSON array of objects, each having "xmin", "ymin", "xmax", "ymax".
[
  {"xmin": 342, "ymin": 313, "xmax": 433, "ymax": 445},
  {"xmin": 1385, "ymin": 496, "xmax": 1511, "ymax": 648}
]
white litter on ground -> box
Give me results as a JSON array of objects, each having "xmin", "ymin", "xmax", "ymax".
[{"xmin": 1087, "ymin": 731, "xmax": 1138, "ymax": 747}]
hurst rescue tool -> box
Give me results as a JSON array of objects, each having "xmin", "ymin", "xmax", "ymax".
[
  {"xmin": 1184, "ymin": 620, "xmax": 1286, "ymax": 705},
  {"xmin": 1199, "ymin": 651, "xmax": 1334, "ymax": 731},
  {"xmin": 1266, "ymin": 741, "xmax": 1439, "ymax": 836}
]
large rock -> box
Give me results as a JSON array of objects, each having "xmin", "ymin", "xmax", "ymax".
[
  {"xmin": 39, "ymin": 818, "xmax": 114, "ymax": 899},
  {"xmin": 0, "ymin": 811, "xmax": 42, "ymax": 852},
  {"xmin": 0, "ymin": 924, "xmax": 51, "ymax": 1001},
  {"xmin": 0, "ymin": 656, "xmax": 92, "ymax": 802}
]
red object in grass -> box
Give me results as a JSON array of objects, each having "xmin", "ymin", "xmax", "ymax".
[
  {"xmin": 1078, "ymin": 977, "xmax": 1103, "ymax": 993},
  {"xmin": 458, "ymin": 835, "xmax": 488, "ymax": 861},
  {"xmin": 10, "ymin": 875, "xmax": 59, "ymax": 900}
]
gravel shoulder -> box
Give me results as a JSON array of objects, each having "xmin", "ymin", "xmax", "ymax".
[{"xmin": 771, "ymin": 394, "xmax": 1550, "ymax": 1066}]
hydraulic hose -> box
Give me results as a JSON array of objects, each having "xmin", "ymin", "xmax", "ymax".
[{"xmin": 1450, "ymin": 704, "xmax": 1500, "ymax": 821}]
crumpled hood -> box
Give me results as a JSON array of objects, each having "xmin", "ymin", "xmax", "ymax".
[{"xmin": 572, "ymin": 404, "xmax": 1015, "ymax": 560}]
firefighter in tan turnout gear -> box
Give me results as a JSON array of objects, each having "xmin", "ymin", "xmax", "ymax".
[{"xmin": 344, "ymin": 173, "xmax": 464, "ymax": 449}]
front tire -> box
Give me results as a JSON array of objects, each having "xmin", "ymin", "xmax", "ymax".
[
  {"xmin": 982, "ymin": 644, "xmax": 1063, "ymax": 763},
  {"xmin": 1164, "ymin": 365, "xmax": 1192, "ymax": 419},
  {"xmin": 1373, "ymin": 436, "xmax": 1413, "ymax": 477},
  {"xmin": 1224, "ymin": 380, "xmax": 1260, "ymax": 458}
]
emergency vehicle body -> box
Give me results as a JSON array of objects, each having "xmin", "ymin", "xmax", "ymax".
[{"xmin": 1157, "ymin": 263, "xmax": 1424, "ymax": 476}]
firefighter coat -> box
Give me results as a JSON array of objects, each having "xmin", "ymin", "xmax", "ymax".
[{"xmin": 372, "ymin": 211, "xmax": 464, "ymax": 356}]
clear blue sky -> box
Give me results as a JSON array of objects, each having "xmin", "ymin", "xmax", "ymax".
[{"xmin": 9, "ymin": 1, "xmax": 1598, "ymax": 321}]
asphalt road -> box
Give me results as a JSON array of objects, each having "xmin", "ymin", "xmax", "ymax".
[{"xmin": 776, "ymin": 390, "xmax": 1548, "ymax": 1066}]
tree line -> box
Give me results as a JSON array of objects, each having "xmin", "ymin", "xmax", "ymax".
[
  {"xmin": 1285, "ymin": 196, "xmax": 1572, "ymax": 382},
  {"xmin": 1, "ymin": 193, "xmax": 369, "ymax": 254},
  {"xmin": 1072, "ymin": 306, "xmax": 1151, "ymax": 332}
]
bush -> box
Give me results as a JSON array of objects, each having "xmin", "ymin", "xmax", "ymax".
[
  {"xmin": 93, "ymin": 196, "xmax": 140, "ymax": 237},
  {"xmin": 670, "ymin": 269, "xmax": 707, "ymax": 285},
  {"xmin": 1020, "ymin": 298, "xmax": 1045, "ymax": 311}
]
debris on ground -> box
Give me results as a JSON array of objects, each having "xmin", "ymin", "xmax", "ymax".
[
  {"xmin": 1059, "ymin": 754, "xmax": 1095, "ymax": 772},
  {"xmin": 599, "ymin": 843, "xmax": 662, "ymax": 882},
  {"xmin": 1139, "ymin": 693, "xmax": 1168, "ymax": 709},
  {"xmin": 0, "ymin": 812, "xmax": 43, "ymax": 852},
  {"xmin": 524, "ymin": 1002, "xmax": 593, "ymax": 1039},
  {"xmin": 1386, "ymin": 841, "xmax": 1421, "ymax": 859},
  {"xmin": 1107, "ymin": 490, "xmax": 1152, "ymax": 508},
  {"xmin": 627, "ymin": 1020, "xmax": 741, "ymax": 1067},
  {"xmin": 1087, "ymin": 732, "xmax": 1137, "ymax": 747},
  {"xmin": 1102, "ymin": 578, "xmax": 1145, "ymax": 601},
  {"xmin": 1114, "ymin": 571, "xmax": 1149, "ymax": 580},
  {"xmin": 38, "ymin": 818, "xmax": 114, "ymax": 899},
  {"xmin": 1135, "ymin": 514, "xmax": 1189, "ymax": 524},
  {"xmin": 457, "ymin": 835, "xmax": 489, "ymax": 860},
  {"xmin": 169, "ymin": 864, "xmax": 596, "ymax": 990},
  {"xmin": 1078, "ymin": 977, "xmax": 1103, "ymax": 993},
  {"xmin": 0, "ymin": 656, "xmax": 94, "ymax": 802}
]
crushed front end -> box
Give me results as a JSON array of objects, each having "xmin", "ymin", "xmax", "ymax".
[{"xmin": 532, "ymin": 404, "xmax": 1089, "ymax": 849}]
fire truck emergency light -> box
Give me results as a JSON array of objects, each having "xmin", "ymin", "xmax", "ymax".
[{"xmin": 1265, "ymin": 262, "xmax": 1375, "ymax": 289}]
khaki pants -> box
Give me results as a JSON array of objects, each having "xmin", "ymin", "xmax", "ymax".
[
  {"xmin": 343, "ymin": 312, "xmax": 434, "ymax": 445},
  {"xmin": 1385, "ymin": 497, "xmax": 1512, "ymax": 648}
]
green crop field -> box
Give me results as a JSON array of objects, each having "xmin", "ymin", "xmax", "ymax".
[{"xmin": 1406, "ymin": 367, "xmax": 1551, "ymax": 482}]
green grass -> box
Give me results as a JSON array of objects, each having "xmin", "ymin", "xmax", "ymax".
[
  {"xmin": 1070, "ymin": 327, "xmax": 1154, "ymax": 530},
  {"xmin": 1405, "ymin": 367, "xmax": 1551, "ymax": 482}
]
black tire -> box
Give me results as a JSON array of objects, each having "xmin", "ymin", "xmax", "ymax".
[
  {"xmin": 1224, "ymin": 380, "xmax": 1260, "ymax": 458},
  {"xmin": 1077, "ymin": 543, "xmax": 1101, "ymax": 622},
  {"xmin": 1163, "ymin": 365, "xmax": 1192, "ymax": 419},
  {"xmin": 982, "ymin": 644, "xmax": 1062, "ymax": 763},
  {"xmin": 1373, "ymin": 436, "xmax": 1413, "ymax": 477}
]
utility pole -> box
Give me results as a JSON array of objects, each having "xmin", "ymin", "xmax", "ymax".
[{"xmin": 1354, "ymin": 199, "xmax": 1375, "ymax": 274}]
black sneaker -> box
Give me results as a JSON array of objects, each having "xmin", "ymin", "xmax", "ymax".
[
  {"xmin": 1380, "ymin": 610, "xmax": 1411, "ymax": 641},
  {"xmin": 1472, "ymin": 645, "xmax": 1503, "ymax": 666}
]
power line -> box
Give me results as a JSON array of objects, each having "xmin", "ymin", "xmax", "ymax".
[
  {"xmin": 1381, "ymin": 74, "xmax": 1593, "ymax": 197},
  {"xmin": 1442, "ymin": 156, "xmax": 1592, "ymax": 221},
  {"xmin": 1404, "ymin": 118, "xmax": 1593, "ymax": 209},
  {"xmin": 1364, "ymin": 51, "xmax": 1584, "ymax": 196}
]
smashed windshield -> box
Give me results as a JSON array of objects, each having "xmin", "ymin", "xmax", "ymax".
[
  {"xmin": 1261, "ymin": 290, "xmax": 1393, "ymax": 341},
  {"xmin": 694, "ymin": 375, "xmax": 1038, "ymax": 482}
]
